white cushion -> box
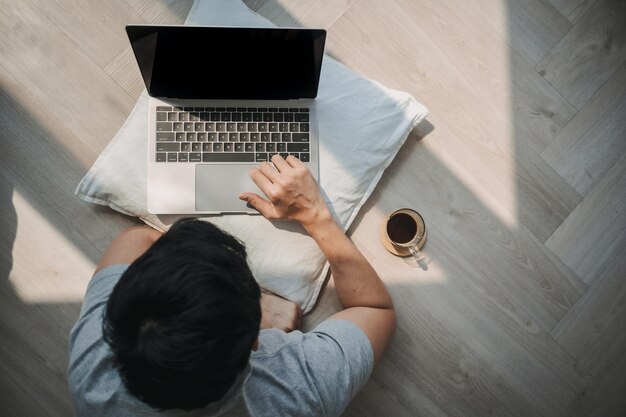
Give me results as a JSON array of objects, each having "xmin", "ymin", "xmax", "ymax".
[{"xmin": 76, "ymin": 0, "xmax": 428, "ymax": 313}]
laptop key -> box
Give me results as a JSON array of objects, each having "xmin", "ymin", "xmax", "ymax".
[
  {"xmin": 279, "ymin": 123, "xmax": 288, "ymax": 132},
  {"xmin": 194, "ymin": 122, "xmax": 204, "ymax": 131},
  {"xmin": 156, "ymin": 153, "xmax": 166, "ymax": 162},
  {"xmin": 289, "ymin": 123, "xmax": 299, "ymax": 132},
  {"xmin": 167, "ymin": 153, "xmax": 177, "ymax": 162},
  {"xmin": 197, "ymin": 133, "xmax": 207, "ymax": 142},
  {"xmin": 207, "ymin": 133, "xmax": 217, "ymax": 141},
  {"xmin": 263, "ymin": 113, "xmax": 273, "ymax": 122},
  {"xmin": 216, "ymin": 107, "xmax": 226, "ymax": 112},
  {"xmin": 157, "ymin": 122, "xmax": 172, "ymax": 131},
  {"xmin": 295, "ymin": 113, "xmax": 309, "ymax": 122},
  {"xmin": 250, "ymin": 133, "xmax": 260, "ymax": 142},
  {"xmin": 273, "ymin": 113, "xmax": 284, "ymax": 122},
  {"xmin": 229, "ymin": 133, "xmax": 239, "ymax": 142},
  {"xmin": 178, "ymin": 113, "xmax": 188, "ymax": 121},
  {"xmin": 267, "ymin": 143, "xmax": 276, "ymax": 153},
  {"xmin": 253, "ymin": 113, "xmax": 262, "ymax": 122},
  {"xmin": 300, "ymin": 123, "xmax": 309, "ymax": 132},
  {"xmin": 227, "ymin": 123, "xmax": 236, "ymax": 132},
  {"xmin": 167, "ymin": 112, "xmax": 177, "ymax": 121},
  {"xmin": 205, "ymin": 122, "xmax": 215, "ymax": 131},
  {"xmin": 258, "ymin": 123, "xmax": 268, "ymax": 132},
  {"xmin": 256, "ymin": 143, "xmax": 265, "ymax": 152},
  {"xmin": 172, "ymin": 122, "xmax": 183, "ymax": 132},
  {"xmin": 224, "ymin": 143, "xmax": 233, "ymax": 152},
  {"xmin": 299, "ymin": 108, "xmax": 309, "ymax": 112},
  {"xmin": 242, "ymin": 112, "xmax": 252, "ymax": 121},
  {"xmin": 216, "ymin": 123, "xmax": 226, "ymax": 132},
  {"xmin": 202, "ymin": 153, "xmax": 255, "ymax": 162},
  {"xmin": 232, "ymin": 113, "xmax": 242, "ymax": 121},
  {"xmin": 200, "ymin": 112, "xmax": 210, "ymax": 121},
  {"xmin": 189, "ymin": 153, "xmax": 201, "ymax": 162},
  {"xmin": 255, "ymin": 153, "xmax": 268, "ymax": 162},
  {"xmin": 271, "ymin": 133, "xmax": 280, "ymax": 142},
  {"xmin": 189, "ymin": 112, "xmax": 199, "ymax": 121},
  {"xmin": 300, "ymin": 153, "xmax": 310, "ymax": 162},
  {"xmin": 292, "ymin": 133, "xmax": 309, "ymax": 142},
  {"xmin": 157, "ymin": 112, "xmax": 167, "ymax": 121},
  {"xmin": 157, "ymin": 143, "xmax": 180, "ymax": 152},
  {"xmin": 186, "ymin": 132, "xmax": 196, "ymax": 141},
  {"xmin": 247, "ymin": 107, "xmax": 257, "ymax": 112},
  {"xmin": 184, "ymin": 123, "xmax": 194, "ymax": 131},
  {"xmin": 245, "ymin": 143, "xmax": 254, "ymax": 152},
  {"xmin": 288, "ymin": 143, "xmax": 309, "ymax": 153},
  {"xmin": 181, "ymin": 143, "xmax": 191, "ymax": 152},
  {"xmin": 210, "ymin": 112, "xmax": 220, "ymax": 121},
  {"xmin": 237, "ymin": 123, "xmax": 246, "ymax": 132},
  {"xmin": 235, "ymin": 143, "xmax": 244, "ymax": 152},
  {"xmin": 281, "ymin": 133, "xmax": 291, "ymax": 142},
  {"xmin": 248, "ymin": 123, "xmax": 257, "ymax": 132},
  {"xmin": 279, "ymin": 152, "xmax": 289, "ymax": 159},
  {"xmin": 213, "ymin": 143, "xmax": 223, "ymax": 152},
  {"xmin": 157, "ymin": 106, "xmax": 172, "ymax": 111},
  {"xmin": 269, "ymin": 123, "xmax": 278, "ymax": 132},
  {"xmin": 176, "ymin": 132, "xmax": 185, "ymax": 141},
  {"xmin": 178, "ymin": 152, "xmax": 188, "ymax": 162},
  {"xmin": 285, "ymin": 113, "xmax": 294, "ymax": 122},
  {"xmin": 220, "ymin": 113, "xmax": 231, "ymax": 121},
  {"xmin": 240, "ymin": 133, "xmax": 249, "ymax": 141},
  {"xmin": 203, "ymin": 143, "xmax": 211, "ymax": 152},
  {"xmin": 277, "ymin": 143, "xmax": 286, "ymax": 152},
  {"xmin": 219, "ymin": 133, "xmax": 228, "ymax": 142},
  {"xmin": 261, "ymin": 133, "xmax": 270, "ymax": 142},
  {"xmin": 157, "ymin": 132, "xmax": 174, "ymax": 141},
  {"xmin": 192, "ymin": 143, "xmax": 201, "ymax": 152}
]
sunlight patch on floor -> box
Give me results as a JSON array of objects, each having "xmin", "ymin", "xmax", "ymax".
[{"xmin": 8, "ymin": 190, "xmax": 95, "ymax": 303}]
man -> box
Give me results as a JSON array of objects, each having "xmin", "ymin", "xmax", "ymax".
[{"xmin": 69, "ymin": 155, "xmax": 396, "ymax": 416}]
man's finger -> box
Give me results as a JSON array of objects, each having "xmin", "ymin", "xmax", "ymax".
[
  {"xmin": 258, "ymin": 161, "xmax": 279, "ymax": 182},
  {"xmin": 271, "ymin": 154, "xmax": 291, "ymax": 173},
  {"xmin": 286, "ymin": 154, "xmax": 305, "ymax": 168},
  {"xmin": 239, "ymin": 192, "xmax": 275, "ymax": 218},
  {"xmin": 249, "ymin": 167, "xmax": 274, "ymax": 196}
]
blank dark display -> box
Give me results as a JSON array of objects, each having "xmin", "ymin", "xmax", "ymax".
[{"xmin": 127, "ymin": 26, "xmax": 326, "ymax": 100}]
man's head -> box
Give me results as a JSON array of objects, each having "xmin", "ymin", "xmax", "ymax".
[{"xmin": 103, "ymin": 218, "xmax": 261, "ymax": 411}]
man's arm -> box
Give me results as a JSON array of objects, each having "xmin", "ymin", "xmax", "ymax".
[
  {"xmin": 94, "ymin": 226, "xmax": 162, "ymax": 275},
  {"xmin": 240, "ymin": 155, "xmax": 396, "ymax": 365}
]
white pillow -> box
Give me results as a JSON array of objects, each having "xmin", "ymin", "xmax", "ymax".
[{"xmin": 76, "ymin": 0, "xmax": 428, "ymax": 313}]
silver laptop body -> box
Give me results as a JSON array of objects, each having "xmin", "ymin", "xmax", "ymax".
[{"xmin": 126, "ymin": 25, "xmax": 326, "ymax": 214}]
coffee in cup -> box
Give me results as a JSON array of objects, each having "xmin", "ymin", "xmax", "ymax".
[{"xmin": 380, "ymin": 208, "xmax": 426, "ymax": 258}]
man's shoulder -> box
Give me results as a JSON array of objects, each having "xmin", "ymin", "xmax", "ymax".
[{"xmin": 243, "ymin": 320, "xmax": 373, "ymax": 417}]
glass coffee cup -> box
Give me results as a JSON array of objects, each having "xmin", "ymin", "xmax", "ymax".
[{"xmin": 380, "ymin": 208, "xmax": 427, "ymax": 261}]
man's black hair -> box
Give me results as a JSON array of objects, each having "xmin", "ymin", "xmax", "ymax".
[{"xmin": 103, "ymin": 218, "xmax": 261, "ymax": 411}]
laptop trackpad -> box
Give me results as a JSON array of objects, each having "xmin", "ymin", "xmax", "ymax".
[{"xmin": 195, "ymin": 164, "xmax": 259, "ymax": 213}]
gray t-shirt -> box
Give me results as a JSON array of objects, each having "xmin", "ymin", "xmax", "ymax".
[{"xmin": 68, "ymin": 264, "xmax": 373, "ymax": 417}]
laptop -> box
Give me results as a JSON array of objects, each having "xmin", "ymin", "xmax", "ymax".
[{"xmin": 126, "ymin": 25, "xmax": 326, "ymax": 214}]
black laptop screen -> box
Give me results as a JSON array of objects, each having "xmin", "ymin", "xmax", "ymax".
[{"xmin": 126, "ymin": 26, "xmax": 326, "ymax": 100}]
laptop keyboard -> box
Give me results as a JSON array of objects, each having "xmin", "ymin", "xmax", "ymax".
[{"xmin": 154, "ymin": 106, "xmax": 310, "ymax": 163}]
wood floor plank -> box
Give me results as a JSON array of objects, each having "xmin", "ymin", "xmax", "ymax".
[
  {"xmin": 537, "ymin": 0, "xmax": 626, "ymax": 109},
  {"xmin": 328, "ymin": 0, "xmax": 580, "ymax": 242},
  {"xmin": 549, "ymin": 0, "xmax": 601, "ymax": 23},
  {"xmin": 551, "ymin": 253, "xmax": 626, "ymax": 417},
  {"xmin": 125, "ymin": 0, "xmax": 177, "ymax": 22},
  {"xmin": 0, "ymin": 0, "xmax": 135, "ymax": 154},
  {"xmin": 541, "ymin": 60, "xmax": 626, "ymax": 196},
  {"xmin": 256, "ymin": 0, "xmax": 358, "ymax": 29},
  {"xmin": 551, "ymin": 249, "xmax": 626, "ymax": 369},
  {"xmin": 545, "ymin": 152, "xmax": 626, "ymax": 285},
  {"xmin": 504, "ymin": 0, "xmax": 572, "ymax": 66},
  {"xmin": 28, "ymin": 0, "xmax": 146, "ymax": 69}
]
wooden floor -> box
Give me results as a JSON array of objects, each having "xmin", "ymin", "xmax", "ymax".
[{"xmin": 1, "ymin": 0, "xmax": 625, "ymax": 416}]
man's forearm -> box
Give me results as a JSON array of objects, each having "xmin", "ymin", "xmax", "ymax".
[{"xmin": 305, "ymin": 218, "xmax": 393, "ymax": 310}]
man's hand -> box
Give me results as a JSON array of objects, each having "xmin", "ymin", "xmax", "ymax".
[
  {"xmin": 239, "ymin": 155, "xmax": 332, "ymax": 229},
  {"xmin": 260, "ymin": 290, "xmax": 302, "ymax": 332}
]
